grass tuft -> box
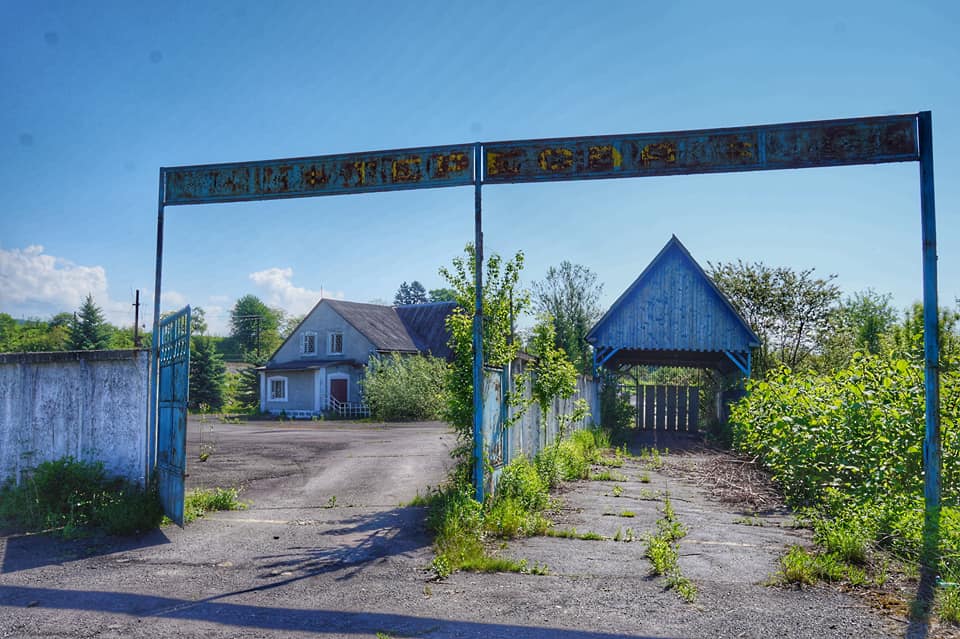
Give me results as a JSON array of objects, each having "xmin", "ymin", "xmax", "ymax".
[{"xmin": 182, "ymin": 487, "xmax": 247, "ymax": 523}]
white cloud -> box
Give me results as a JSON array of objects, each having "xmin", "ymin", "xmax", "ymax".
[
  {"xmin": 0, "ymin": 245, "xmax": 135, "ymax": 324},
  {"xmin": 248, "ymin": 267, "xmax": 343, "ymax": 315},
  {"xmin": 202, "ymin": 304, "xmax": 230, "ymax": 336},
  {"xmin": 161, "ymin": 290, "xmax": 187, "ymax": 309}
]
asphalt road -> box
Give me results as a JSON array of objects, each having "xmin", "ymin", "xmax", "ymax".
[{"xmin": 0, "ymin": 419, "xmax": 931, "ymax": 638}]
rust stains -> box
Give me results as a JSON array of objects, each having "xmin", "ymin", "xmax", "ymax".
[
  {"xmin": 588, "ymin": 144, "xmax": 622, "ymax": 171},
  {"xmin": 537, "ymin": 147, "xmax": 574, "ymax": 172},
  {"xmin": 486, "ymin": 149, "xmax": 524, "ymax": 177},
  {"xmin": 391, "ymin": 156, "xmax": 423, "ymax": 183},
  {"xmin": 639, "ymin": 142, "xmax": 677, "ymax": 167}
]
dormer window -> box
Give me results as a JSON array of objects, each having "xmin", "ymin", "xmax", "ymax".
[
  {"xmin": 301, "ymin": 331, "xmax": 317, "ymax": 356},
  {"xmin": 328, "ymin": 332, "xmax": 343, "ymax": 355}
]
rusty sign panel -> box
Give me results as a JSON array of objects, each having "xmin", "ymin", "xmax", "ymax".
[
  {"xmin": 482, "ymin": 114, "xmax": 918, "ymax": 184},
  {"xmin": 163, "ymin": 144, "xmax": 474, "ymax": 205}
]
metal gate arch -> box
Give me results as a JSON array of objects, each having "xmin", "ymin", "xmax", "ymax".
[
  {"xmin": 149, "ymin": 112, "xmax": 940, "ymax": 574},
  {"xmin": 156, "ymin": 306, "xmax": 190, "ymax": 526}
]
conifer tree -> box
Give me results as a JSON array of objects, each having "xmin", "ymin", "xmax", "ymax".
[
  {"xmin": 189, "ymin": 336, "xmax": 227, "ymax": 410},
  {"xmin": 68, "ymin": 294, "xmax": 112, "ymax": 350}
]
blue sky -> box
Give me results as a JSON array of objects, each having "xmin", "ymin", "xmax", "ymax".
[{"xmin": 1, "ymin": 1, "xmax": 958, "ymax": 335}]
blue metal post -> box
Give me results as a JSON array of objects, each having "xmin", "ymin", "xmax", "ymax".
[
  {"xmin": 148, "ymin": 171, "xmax": 165, "ymax": 483},
  {"xmin": 473, "ymin": 143, "xmax": 485, "ymax": 503},
  {"xmin": 918, "ymin": 111, "xmax": 941, "ymax": 575}
]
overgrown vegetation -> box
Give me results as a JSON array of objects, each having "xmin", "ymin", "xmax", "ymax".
[
  {"xmin": 420, "ymin": 427, "xmax": 610, "ymax": 579},
  {"xmin": 730, "ymin": 312, "xmax": 960, "ymax": 620},
  {"xmin": 440, "ymin": 244, "xmax": 528, "ymax": 443},
  {"xmin": 0, "ymin": 457, "xmax": 162, "ymax": 537},
  {"xmin": 644, "ymin": 494, "xmax": 696, "ymax": 602},
  {"xmin": 182, "ymin": 487, "xmax": 247, "ymax": 524},
  {"xmin": 362, "ymin": 353, "xmax": 449, "ymax": 421}
]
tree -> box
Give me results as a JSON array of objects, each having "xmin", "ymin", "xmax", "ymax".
[
  {"xmin": 394, "ymin": 280, "xmax": 428, "ymax": 305},
  {"xmin": 439, "ymin": 244, "xmax": 529, "ymax": 441},
  {"xmin": 189, "ymin": 336, "xmax": 227, "ymax": 410},
  {"xmin": 281, "ymin": 313, "xmax": 305, "ymax": 339},
  {"xmin": 68, "ymin": 294, "xmax": 112, "ymax": 350},
  {"xmin": 889, "ymin": 302, "xmax": 960, "ymax": 362},
  {"xmin": 819, "ymin": 289, "xmax": 898, "ymax": 369},
  {"xmin": 528, "ymin": 317, "xmax": 578, "ymax": 421},
  {"xmin": 230, "ymin": 295, "xmax": 282, "ymax": 358},
  {"xmin": 707, "ymin": 261, "xmax": 840, "ymax": 374},
  {"xmin": 191, "ymin": 306, "xmax": 208, "ymax": 336},
  {"xmin": 532, "ymin": 261, "xmax": 604, "ymax": 375},
  {"xmin": 429, "ymin": 288, "xmax": 457, "ymax": 303}
]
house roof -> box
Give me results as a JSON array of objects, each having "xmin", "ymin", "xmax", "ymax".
[
  {"xmin": 326, "ymin": 300, "xmax": 421, "ymax": 353},
  {"xmin": 395, "ymin": 302, "xmax": 456, "ymax": 360},
  {"xmin": 265, "ymin": 298, "xmax": 457, "ymax": 365},
  {"xmin": 587, "ymin": 236, "xmax": 760, "ymax": 355}
]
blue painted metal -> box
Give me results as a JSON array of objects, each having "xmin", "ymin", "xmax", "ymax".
[
  {"xmin": 157, "ymin": 306, "xmax": 191, "ymax": 526},
  {"xmin": 919, "ymin": 111, "xmax": 941, "ymax": 573},
  {"xmin": 483, "ymin": 114, "xmax": 918, "ymax": 184},
  {"xmin": 587, "ymin": 237, "xmax": 761, "ymax": 354},
  {"xmin": 598, "ymin": 347, "xmax": 621, "ymax": 368},
  {"xmin": 163, "ymin": 144, "xmax": 474, "ymax": 205},
  {"xmin": 472, "ymin": 143, "xmax": 485, "ymax": 503},
  {"xmin": 723, "ymin": 350, "xmax": 750, "ymax": 377},
  {"xmin": 148, "ymin": 175, "xmax": 165, "ymax": 482},
  {"xmin": 153, "ymin": 111, "xmax": 937, "ymax": 521}
]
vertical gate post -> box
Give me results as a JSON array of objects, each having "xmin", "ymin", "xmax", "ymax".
[
  {"xmin": 918, "ymin": 111, "xmax": 941, "ymax": 576},
  {"xmin": 473, "ymin": 143, "xmax": 485, "ymax": 503},
  {"xmin": 148, "ymin": 172, "xmax": 166, "ymax": 482}
]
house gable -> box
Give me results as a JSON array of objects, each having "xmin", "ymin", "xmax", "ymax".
[
  {"xmin": 269, "ymin": 300, "xmax": 376, "ymax": 367},
  {"xmin": 587, "ymin": 236, "xmax": 760, "ymax": 354}
]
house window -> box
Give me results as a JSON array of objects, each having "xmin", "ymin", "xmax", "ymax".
[
  {"xmin": 301, "ymin": 331, "xmax": 317, "ymax": 356},
  {"xmin": 328, "ymin": 332, "xmax": 343, "ymax": 355},
  {"xmin": 267, "ymin": 376, "xmax": 288, "ymax": 402}
]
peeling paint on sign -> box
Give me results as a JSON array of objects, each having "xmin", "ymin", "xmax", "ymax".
[
  {"xmin": 482, "ymin": 114, "xmax": 918, "ymax": 184},
  {"xmin": 163, "ymin": 145, "xmax": 474, "ymax": 205}
]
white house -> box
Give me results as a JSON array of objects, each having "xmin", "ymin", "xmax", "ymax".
[{"xmin": 258, "ymin": 299, "xmax": 455, "ymax": 417}]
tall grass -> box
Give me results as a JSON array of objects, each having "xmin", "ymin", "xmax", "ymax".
[
  {"xmin": 422, "ymin": 426, "xmax": 610, "ymax": 578},
  {"xmin": 0, "ymin": 457, "xmax": 162, "ymax": 537}
]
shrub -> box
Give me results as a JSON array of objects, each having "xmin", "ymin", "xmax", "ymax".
[
  {"xmin": 0, "ymin": 457, "xmax": 163, "ymax": 536},
  {"xmin": 363, "ymin": 353, "xmax": 448, "ymax": 421}
]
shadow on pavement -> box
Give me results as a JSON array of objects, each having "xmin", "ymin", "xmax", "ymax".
[
  {"xmin": 0, "ymin": 583, "xmax": 671, "ymax": 638},
  {"xmin": 0, "ymin": 527, "xmax": 171, "ymax": 575},
  {"xmin": 253, "ymin": 505, "xmax": 429, "ymax": 582}
]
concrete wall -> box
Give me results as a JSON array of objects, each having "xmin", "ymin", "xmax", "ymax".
[{"xmin": 0, "ymin": 350, "xmax": 148, "ymax": 486}]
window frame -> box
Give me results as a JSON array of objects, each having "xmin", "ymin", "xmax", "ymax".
[
  {"xmin": 301, "ymin": 331, "xmax": 318, "ymax": 356},
  {"xmin": 328, "ymin": 331, "xmax": 344, "ymax": 355},
  {"xmin": 267, "ymin": 376, "xmax": 288, "ymax": 402}
]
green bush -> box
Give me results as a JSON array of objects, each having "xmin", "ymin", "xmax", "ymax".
[
  {"xmin": 362, "ymin": 353, "xmax": 449, "ymax": 421},
  {"xmin": 494, "ymin": 457, "xmax": 549, "ymax": 512},
  {"xmin": 731, "ymin": 350, "xmax": 960, "ymax": 592},
  {"xmin": 0, "ymin": 457, "xmax": 162, "ymax": 536}
]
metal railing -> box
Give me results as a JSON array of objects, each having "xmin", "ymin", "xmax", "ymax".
[{"xmin": 328, "ymin": 396, "xmax": 371, "ymax": 419}]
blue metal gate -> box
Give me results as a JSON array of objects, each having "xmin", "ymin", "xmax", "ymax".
[{"xmin": 157, "ymin": 306, "xmax": 190, "ymax": 526}]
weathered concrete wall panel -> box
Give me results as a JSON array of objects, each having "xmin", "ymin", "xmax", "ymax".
[{"xmin": 0, "ymin": 350, "xmax": 148, "ymax": 485}]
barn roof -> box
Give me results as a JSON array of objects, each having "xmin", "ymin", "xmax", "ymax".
[{"xmin": 587, "ymin": 236, "xmax": 759, "ymax": 372}]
